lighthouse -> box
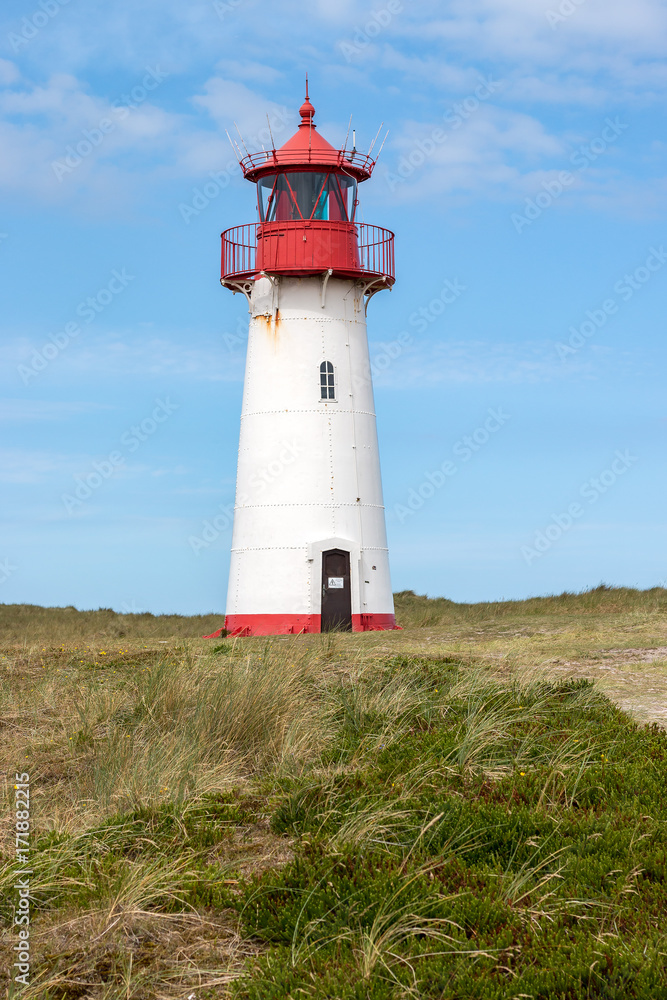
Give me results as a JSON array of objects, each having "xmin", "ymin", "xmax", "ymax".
[{"xmin": 220, "ymin": 85, "xmax": 397, "ymax": 636}]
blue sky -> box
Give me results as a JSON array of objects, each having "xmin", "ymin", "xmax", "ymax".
[{"xmin": 1, "ymin": 0, "xmax": 665, "ymax": 614}]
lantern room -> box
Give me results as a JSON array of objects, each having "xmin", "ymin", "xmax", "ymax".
[
  {"xmin": 221, "ymin": 86, "xmax": 395, "ymax": 289},
  {"xmin": 257, "ymin": 168, "xmax": 357, "ymax": 224}
]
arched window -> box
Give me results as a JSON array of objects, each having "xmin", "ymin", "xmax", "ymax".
[{"xmin": 320, "ymin": 361, "xmax": 335, "ymax": 400}]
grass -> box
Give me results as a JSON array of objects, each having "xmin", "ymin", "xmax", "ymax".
[
  {"xmin": 0, "ymin": 604, "xmax": 224, "ymax": 644},
  {"xmin": 1, "ymin": 586, "xmax": 667, "ymax": 997},
  {"xmin": 394, "ymin": 583, "xmax": 667, "ymax": 626}
]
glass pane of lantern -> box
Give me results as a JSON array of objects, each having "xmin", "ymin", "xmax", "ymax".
[
  {"xmin": 326, "ymin": 175, "xmax": 348, "ymax": 221},
  {"xmin": 287, "ymin": 172, "xmax": 328, "ymax": 220},
  {"xmin": 258, "ymin": 172, "xmax": 357, "ymax": 222},
  {"xmin": 258, "ymin": 175, "xmax": 277, "ymax": 221},
  {"xmin": 337, "ymin": 175, "xmax": 357, "ymax": 221},
  {"xmin": 259, "ymin": 174, "xmax": 300, "ymax": 222},
  {"xmin": 273, "ymin": 175, "xmax": 300, "ymax": 221}
]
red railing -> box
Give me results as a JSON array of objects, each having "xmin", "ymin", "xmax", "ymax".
[
  {"xmin": 221, "ymin": 222, "xmax": 395, "ymax": 284},
  {"xmin": 239, "ymin": 147, "xmax": 377, "ymax": 179},
  {"xmin": 220, "ymin": 223, "xmax": 257, "ymax": 282},
  {"xmin": 357, "ymin": 224, "xmax": 395, "ymax": 283}
]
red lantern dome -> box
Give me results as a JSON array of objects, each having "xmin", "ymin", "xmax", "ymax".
[{"xmin": 221, "ymin": 85, "xmax": 394, "ymax": 291}]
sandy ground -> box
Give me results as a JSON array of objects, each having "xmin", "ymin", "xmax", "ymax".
[{"xmin": 541, "ymin": 650, "xmax": 667, "ymax": 727}]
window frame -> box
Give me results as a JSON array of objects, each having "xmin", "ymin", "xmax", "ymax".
[
  {"xmin": 257, "ymin": 171, "xmax": 357, "ymax": 223},
  {"xmin": 319, "ymin": 360, "xmax": 336, "ymax": 401}
]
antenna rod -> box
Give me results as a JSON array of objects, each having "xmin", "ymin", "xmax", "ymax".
[
  {"xmin": 373, "ymin": 130, "xmax": 389, "ymax": 164},
  {"xmin": 234, "ymin": 121, "xmax": 251, "ymax": 158},
  {"xmin": 225, "ymin": 129, "xmax": 242, "ymax": 162},
  {"xmin": 368, "ymin": 121, "xmax": 383, "ymax": 157},
  {"xmin": 343, "ymin": 113, "xmax": 352, "ymax": 151},
  {"xmin": 305, "ymin": 71, "xmax": 309, "ymax": 101},
  {"xmin": 266, "ymin": 113, "xmax": 276, "ymax": 150}
]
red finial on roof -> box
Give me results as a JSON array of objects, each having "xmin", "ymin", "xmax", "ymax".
[{"xmin": 299, "ymin": 73, "xmax": 315, "ymax": 127}]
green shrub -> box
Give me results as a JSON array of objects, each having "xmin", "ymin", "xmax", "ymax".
[{"xmin": 231, "ymin": 669, "xmax": 667, "ymax": 999}]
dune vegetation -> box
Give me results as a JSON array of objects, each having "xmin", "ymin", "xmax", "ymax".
[{"xmin": 1, "ymin": 587, "xmax": 666, "ymax": 998}]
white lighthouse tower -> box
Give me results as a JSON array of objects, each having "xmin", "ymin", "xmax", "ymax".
[{"xmin": 219, "ymin": 85, "xmax": 397, "ymax": 636}]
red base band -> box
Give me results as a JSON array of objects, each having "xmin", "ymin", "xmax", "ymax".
[{"xmin": 204, "ymin": 612, "xmax": 399, "ymax": 638}]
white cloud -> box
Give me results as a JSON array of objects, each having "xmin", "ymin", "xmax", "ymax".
[
  {"xmin": 0, "ymin": 68, "xmax": 297, "ymax": 206},
  {"xmin": 0, "ymin": 448, "xmax": 81, "ymax": 484},
  {"xmin": 0, "ymin": 59, "xmax": 19, "ymax": 85},
  {"xmin": 403, "ymin": 0, "xmax": 667, "ymax": 63},
  {"xmin": 381, "ymin": 105, "xmax": 567, "ymax": 203},
  {"xmin": 0, "ymin": 446, "xmax": 168, "ymax": 490},
  {"xmin": 0, "ymin": 400, "xmax": 113, "ymax": 421},
  {"xmin": 0, "ymin": 71, "xmax": 184, "ymax": 202},
  {"xmin": 349, "ymin": 45, "xmax": 476, "ymax": 91},
  {"xmin": 373, "ymin": 99, "xmax": 660, "ymax": 214},
  {"xmin": 370, "ymin": 338, "xmax": 603, "ymax": 386},
  {"xmin": 62, "ymin": 335, "xmax": 246, "ymax": 381},
  {"xmin": 0, "ymin": 1, "xmax": 664, "ymax": 217},
  {"xmin": 0, "ymin": 331, "xmax": 246, "ymax": 383},
  {"xmin": 502, "ymin": 74, "xmax": 609, "ymax": 106},
  {"xmin": 191, "ymin": 76, "xmax": 292, "ymax": 147},
  {"xmin": 214, "ymin": 60, "xmax": 283, "ymax": 86}
]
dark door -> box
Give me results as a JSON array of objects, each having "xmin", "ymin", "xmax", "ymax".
[{"xmin": 321, "ymin": 549, "xmax": 352, "ymax": 632}]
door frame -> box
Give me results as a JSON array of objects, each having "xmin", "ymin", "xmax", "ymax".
[
  {"xmin": 320, "ymin": 548, "xmax": 352, "ymax": 631},
  {"xmin": 307, "ymin": 536, "xmax": 360, "ymax": 621}
]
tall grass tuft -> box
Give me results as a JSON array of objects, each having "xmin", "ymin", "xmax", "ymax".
[{"xmin": 72, "ymin": 646, "xmax": 335, "ymax": 815}]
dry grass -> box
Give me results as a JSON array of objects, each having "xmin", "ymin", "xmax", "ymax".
[
  {"xmin": 0, "ymin": 604, "xmax": 223, "ymax": 644},
  {"xmin": 0, "ymin": 640, "xmax": 336, "ymax": 842},
  {"xmin": 8, "ymin": 908, "xmax": 257, "ymax": 1000},
  {"xmin": 2, "ymin": 587, "xmax": 666, "ymax": 997}
]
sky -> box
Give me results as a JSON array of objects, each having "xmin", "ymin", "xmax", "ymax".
[{"xmin": 1, "ymin": 0, "xmax": 666, "ymax": 615}]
